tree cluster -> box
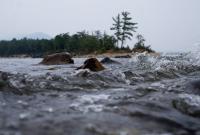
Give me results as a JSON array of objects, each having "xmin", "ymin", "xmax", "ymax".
[
  {"xmin": 0, "ymin": 11, "xmax": 155, "ymax": 57},
  {"xmin": 133, "ymin": 34, "xmax": 155, "ymax": 53},
  {"xmin": 111, "ymin": 11, "xmax": 154, "ymax": 53},
  {"xmin": 0, "ymin": 31, "xmax": 120, "ymax": 57}
]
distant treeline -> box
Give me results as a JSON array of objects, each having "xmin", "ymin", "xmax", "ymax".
[
  {"xmin": 0, "ymin": 31, "xmax": 129, "ymax": 57},
  {"xmin": 0, "ymin": 11, "xmax": 155, "ymax": 57}
]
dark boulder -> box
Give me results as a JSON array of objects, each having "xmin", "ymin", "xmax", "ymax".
[
  {"xmin": 0, "ymin": 71, "xmax": 9, "ymax": 90},
  {"xmin": 0, "ymin": 71, "xmax": 9, "ymax": 81},
  {"xmin": 101, "ymin": 57, "xmax": 120, "ymax": 64},
  {"xmin": 40, "ymin": 52, "xmax": 74, "ymax": 65},
  {"xmin": 77, "ymin": 58, "xmax": 105, "ymax": 72},
  {"xmin": 191, "ymin": 79, "xmax": 200, "ymax": 90},
  {"xmin": 114, "ymin": 55, "xmax": 132, "ymax": 58},
  {"xmin": 0, "ymin": 81, "xmax": 6, "ymax": 89}
]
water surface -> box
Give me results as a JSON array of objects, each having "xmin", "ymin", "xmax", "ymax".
[{"xmin": 0, "ymin": 51, "xmax": 200, "ymax": 135}]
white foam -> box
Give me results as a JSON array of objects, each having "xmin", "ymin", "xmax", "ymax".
[
  {"xmin": 70, "ymin": 94, "xmax": 110, "ymax": 113},
  {"xmin": 178, "ymin": 94, "xmax": 200, "ymax": 107}
]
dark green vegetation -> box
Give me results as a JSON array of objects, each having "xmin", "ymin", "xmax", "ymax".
[
  {"xmin": 111, "ymin": 11, "xmax": 138, "ymax": 48},
  {"xmin": 133, "ymin": 34, "xmax": 155, "ymax": 53},
  {"xmin": 111, "ymin": 11, "xmax": 154, "ymax": 53},
  {"xmin": 0, "ymin": 31, "xmax": 118, "ymax": 57},
  {"xmin": 0, "ymin": 11, "xmax": 154, "ymax": 57}
]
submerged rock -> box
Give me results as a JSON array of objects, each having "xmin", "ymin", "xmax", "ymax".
[
  {"xmin": 77, "ymin": 58, "xmax": 105, "ymax": 72},
  {"xmin": 101, "ymin": 57, "xmax": 120, "ymax": 64},
  {"xmin": 114, "ymin": 55, "xmax": 132, "ymax": 58},
  {"xmin": 40, "ymin": 52, "xmax": 74, "ymax": 65},
  {"xmin": 173, "ymin": 94, "xmax": 200, "ymax": 117},
  {"xmin": 0, "ymin": 80, "xmax": 6, "ymax": 89},
  {"xmin": 0, "ymin": 71, "xmax": 9, "ymax": 89},
  {"xmin": 191, "ymin": 79, "xmax": 200, "ymax": 90},
  {"xmin": 0, "ymin": 72, "xmax": 9, "ymax": 81}
]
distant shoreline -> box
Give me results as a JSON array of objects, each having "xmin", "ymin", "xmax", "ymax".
[{"xmin": 0, "ymin": 51, "xmax": 160, "ymax": 59}]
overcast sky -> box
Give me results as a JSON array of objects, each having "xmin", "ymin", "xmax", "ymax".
[{"xmin": 0, "ymin": 0, "xmax": 200, "ymax": 52}]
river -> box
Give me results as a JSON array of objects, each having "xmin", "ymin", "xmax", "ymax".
[{"xmin": 0, "ymin": 50, "xmax": 200, "ymax": 135}]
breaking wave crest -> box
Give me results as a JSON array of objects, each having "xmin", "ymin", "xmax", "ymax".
[{"xmin": 0, "ymin": 49, "xmax": 200, "ymax": 92}]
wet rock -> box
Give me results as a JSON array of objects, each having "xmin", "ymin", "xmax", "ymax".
[
  {"xmin": 0, "ymin": 72, "xmax": 9, "ymax": 89},
  {"xmin": 173, "ymin": 94, "xmax": 200, "ymax": 117},
  {"xmin": 77, "ymin": 58, "xmax": 105, "ymax": 72},
  {"xmin": 0, "ymin": 80, "xmax": 6, "ymax": 89},
  {"xmin": 0, "ymin": 71, "xmax": 9, "ymax": 81},
  {"xmin": 191, "ymin": 79, "xmax": 200, "ymax": 90},
  {"xmin": 0, "ymin": 72, "xmax": 25, "ymax": 94},
  {"xmin": 40, "ymin": 52, "xmax": 74, "ymax": 65},
  {"xmin": 114, "ymin": 55, "xmax": 132, "ymax": 58},
  {"xmin": 100, "ymin": 57, "xmax": 120, "ymax": 64}
]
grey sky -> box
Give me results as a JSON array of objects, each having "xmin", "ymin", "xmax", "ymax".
[{"xmin": 0, "ymin": 0, "xmax": 200, "ymax": 52}]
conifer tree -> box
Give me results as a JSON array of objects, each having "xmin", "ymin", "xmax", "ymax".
[
  {"xmin": 136, "ymin": 34, "xmax": 145, "ymax": 47},
  {"xmin": 134, "ymin": 34, "xmax": 154, "ymax": 53},
  {"xmin": 111, "ymin": 14, "xmax": 122, "ymax": 47},
  {"xmin": 121, "ymin": 11, "xmax": 138, "ymax": 48},
  {"xmin": 111, "ymin": 12, "xmax": 138, "ymax": 48}
]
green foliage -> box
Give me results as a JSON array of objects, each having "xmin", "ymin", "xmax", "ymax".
[
  {"xmin": 121, "ymin": 11, "xmax": 138, "ymax": 47},
  {"xmin": 133, "ymin": 34, "xmax": 155, "ymax": 53},
  {"xmin": 111, "ymin": 11, "xmax": 138, "ymax": 48},
  {"xmin": 111, "ymin": 14, "xmax": 122, "ymax": 47},
  {"xmin": 0, "ymin": 31, "xmax": 118, "ymax": 57},
  {"xmin": 0, "ymin": 12, "xmax": 155, "ymax": 56}
]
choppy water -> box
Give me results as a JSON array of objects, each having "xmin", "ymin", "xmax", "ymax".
[{"xmin": 1, "ymin": 49, "xmax": 200, "ymax": 135}]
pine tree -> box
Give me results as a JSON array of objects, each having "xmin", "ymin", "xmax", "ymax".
[
  {"xmin": 136, "ymin": 34, "xmax": 145, "ymax": 47},
  {"xmin": 134, "ymin": 34, "xmax": 154, "ymax": 53},
  {"xmin": 111, "ymin": 14, "xmax": 122, "ymax": 47},
  {"xmin": 121, "ymin": 11, "xmax": 138, "ymax": 48}
]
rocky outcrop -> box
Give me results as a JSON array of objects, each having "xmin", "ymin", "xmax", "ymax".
[
  {"xmin": 101, "ymin": 57, "xmax": 120, "ymax": 64},
  {"xmin": 77, "ymin": 58, "xmax": 105, "ymax": 72},
  {"xmin": 40, "ymin": 52, "xmax": 74, "ymax": 65}
]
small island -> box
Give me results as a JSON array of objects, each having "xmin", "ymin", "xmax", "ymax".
[{"xmin": 0, "ymin": 11, "xmax": 155, "ymax": 58}]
